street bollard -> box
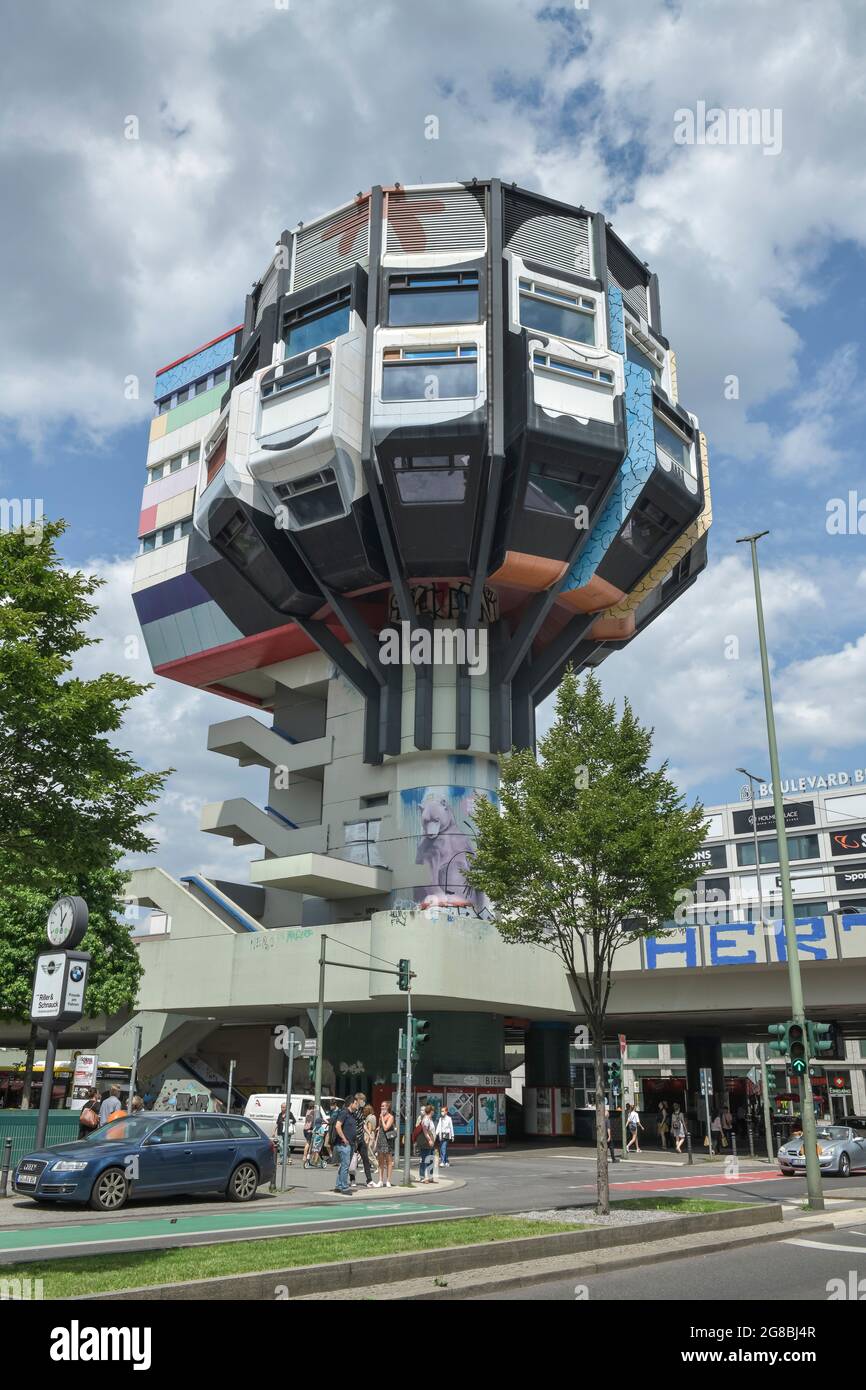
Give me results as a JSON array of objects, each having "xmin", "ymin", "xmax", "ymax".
[
  {"xmin": 686, "ymin": 1129, "xmax": 693, "ymax": 1166},
  {"xmin": 746, "ymin": 1120, "xmax": 755, "ymax": 1158},
  {"xmin": 731, "ymin": 1131, "xmax": 737, "ymax": 1162},
  {"xmin": 0, "ymin": 1136, "xmax": 12, "ymax": 1197}
]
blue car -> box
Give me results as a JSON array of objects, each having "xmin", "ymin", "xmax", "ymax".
[{"xmin": 13, "ymin": 1112, "xmax": 276, "ymax": 1211}]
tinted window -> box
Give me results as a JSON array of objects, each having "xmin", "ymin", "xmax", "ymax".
[
  {"xmin": 626, "ymin": 337, "xmax": 662, "ymax": 384},
  {"xmin": 193, "ymin": 1116, "xmax": 229, "ymax": 1140},
  {"xmin": 393, "ymin": 455, "xmax": 469, "ymax": 505},
  {"xmin": 382, "ymin": 356, "xmax": 477, "ymax": 402},
  {"xmin": 388, "ymin": 273, "xmax": 479, "ymax": 326},
  {"xmin": 654, "ymin": 415, "xmax": 691, "ymax": 471},
  {"xmin": 148, "ymin": 1118, "xmax": 191, "ymax": 1144},
  {"xmin": 519, "ymin": 285, "xmax": 594, "ymax": 345},
  {"xmin": 285, "ymin": 290, "xmax": 351, "ymax": 357},
  {"xmin": 524, "ymin": 462, "xmax": 595, "ymax": 518},
  {"xmin": 275, "ymin": 468, "xmax": 345, "ymax": 528},
  {"xmin": 225, "ymin": 1118, "xmax": 260, "ymax": 1139}
]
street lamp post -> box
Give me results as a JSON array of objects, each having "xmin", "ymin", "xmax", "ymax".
[
  {"xmin": 736, "ymin": 765, "xmax": 777, "ymax": 1162},
  {"xmin": 737, "ymin": 531, "xmax": 824, "ymax": 1210}
]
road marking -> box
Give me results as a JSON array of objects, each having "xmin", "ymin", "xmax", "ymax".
[
  {"xmin": 607, "ymin": 1170, "xmax": 784, "ymax": 1193},
  {"xmin": 786, "ymin": 1237, "xmax": 866, "ymax": 1254},
  {"xmin": 0, "ymin": 1202, "xmax": 471, "ymax": 1256}
]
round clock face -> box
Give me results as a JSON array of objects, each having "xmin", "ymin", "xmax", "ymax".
[{"xmin": 46, "ymin": 897, "xmax": 87, "ymax": 947}]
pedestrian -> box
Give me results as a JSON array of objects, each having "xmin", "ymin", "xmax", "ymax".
[
  {"xmin": 604, "ymin": 1101, "xmax": 617, "ymax": 1162},
  {"xmin": 269, "ymin": 1101, "xmax": 296, "ymax": 1189},
  {"xmin": 372, "ymin": 1101, "xmax": 396, "ymax": 1187},
  {"xmin": 131, "ymin": 1094, "xmax": 144, "ymax": 1113},
  {"xmin": 721, "ymin": 1103, "xmax": 734, "ymax": 1148},
  {"xmin": 212, "ymin": 1097, "xmax": 225, "ymax": 1113},
  {"xmin": 333, "ymin": 1097, "xmax": 360, "ymax": 1195},
  {"xmin": 302, "ymin": 1101, "xmax": 318, "ymax": 1164},
  {"xmin": 348, "ymin": 1092, "xmax": 374, "ymax": 1188},
  {"xmin": 326, "ymin": 1100, "xmax": 341, "ymax": 1164},
  {"xmin": 363, "ymin": 1103, "xmax": 379, "ymax": 1182},
  {"xmin": 414, "ymin": 1104, "xmax": 436, "ymax": 1182},
  {"xmin": 657, "ymin": 1101, "xmax": 669, "ymax": 1150},
  {"xmin": 435, "ymin": 1104, "xmax": 454, "ymax": 1167},
  {"xmin": 625, "ymin": 1103, "xmax": 643, "ymax": 1153},
  {"xmin": 77, "ymin": 1088, "xmax": 101, "ymax": 1139},
  {"xmin": 98, "ymin": 1085, "xmax": 123, "ymax": 1126},
  {"xmin": 670, "ymin": 1103, "xmax": 687, "ymax": 1153},
  {"xmin": 711, "ymin": 1111, "xmax": 724, "ymax": 1153}
]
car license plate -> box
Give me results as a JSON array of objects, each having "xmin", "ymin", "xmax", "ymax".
[{"xmin": 15, "ymin": 1173, "xmax": 37, "ymax": 1185}]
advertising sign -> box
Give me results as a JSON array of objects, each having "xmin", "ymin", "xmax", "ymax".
[
  {"xmin": 694, "ymin": 843, "xmax": 727, "ymax": 870},
  {"xmin": 830, "ymin": 827, "xmax": 866, "ymax": 857},
  {"xmin": 445, "ymin": 1089, "xmax": 475, "ymax": 1137},
  {"xmin": 477, "ymin": 1092, "xmax": 500, "ymax": 1138},
  {"xmin": 732, "ymin": 801, "xmax": 814, "ymax": 835},
  {"xmin": 835, "ymin": 866, "xmax": 866, "ymax": 891},
  {"xmin": 70, "ymin": 1052, "xmax": 98, "ymax": 1111},
  {"xmin": 30, "ymin": 953, "xmax": 66, "ymax": 1020}
]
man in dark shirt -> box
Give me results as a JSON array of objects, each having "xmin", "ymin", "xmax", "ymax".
[{"xmin": 333, "ymin": 1098, "xmax": 360, "ymax": 1194}]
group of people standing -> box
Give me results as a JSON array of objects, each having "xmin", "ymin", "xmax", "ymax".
[
  {"xmin": 309, "ymin": 1094, "xmax": 455, "ymax": 1193},
  {"xmin": 76, "ymin": 1085, "xmax": 144, "ymax": 1138}
]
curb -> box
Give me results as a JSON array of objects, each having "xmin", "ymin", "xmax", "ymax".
[{"xmin": 78, "ymin": 1202, "xmax": 785, "ymax": 1302}]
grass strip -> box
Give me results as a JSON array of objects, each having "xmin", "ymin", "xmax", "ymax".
[
  {"xmin": 613, "ymin": 1197, "xmax": 751, "ymax": 1213},
  {"xmin": 10, "ymin": 1214, "xmax": 580, "ymax": 1299}
]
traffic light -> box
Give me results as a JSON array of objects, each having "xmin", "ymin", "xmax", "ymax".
[
  {"xmin": 808, "ymin": 1021, "xmax": 834, "ymax": 1058},
  {"xmin": 307, "ymin": 1056, "xmax": 316, "ymax": 1084},
  {"xmin": 768, "ymin": 1022, "xmax": 789, "ymax": 1057},
  {"xmin": 788, "ymin": 1022, "xmax": 807, "ymax": 1075},
  {"xmin": 398, "ymin": 958, "xmax": 411, "ymax": 991},
  {"xmin": 410, "ymin": 1017, "xmax": 429, "ymax": 1059},
  {"xmin": 606, "ymin": 1061, "xmax": 622, "ymax": 1089}
]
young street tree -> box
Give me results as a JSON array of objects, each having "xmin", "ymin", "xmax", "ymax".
[
  {"xmin": 466, "ymin": 668, "xmax": 707, "ymax": 1213},
  {"xmin": 0, "ymin": 520, "xmax": 169, "ymax": 1104}
]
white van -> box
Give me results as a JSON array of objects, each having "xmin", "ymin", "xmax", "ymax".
[{"xmin": 243, "ymin": 1093, "xmax": 341, "ymax": 1149}]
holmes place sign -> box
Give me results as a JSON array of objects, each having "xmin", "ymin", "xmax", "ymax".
[{"xmin": 739, "ymin": 768, "xmax": 866, "ymax": 801}]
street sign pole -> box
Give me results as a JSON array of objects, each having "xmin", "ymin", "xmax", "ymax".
[
  {"xmin": 280, "ymin": 1027, "xmax": 304, "ymax": 1192},
  {"xmin": 314, "ymin": 934, "xmax": 327, "ymax": 1124},
  {"xmin": 34, "ymin": 1032, "xmax": 58, "ymax": 1151},
  {"xmin": 226, "ymin": 1057, "xmax": 236, "ymax": 1113},
  {"xmin": 700, "ymin": 1067, "xmax": 714, "ymax": 1156},
  {"xmin": 738, "ymin": 531, "xmax": 824, "ymax": 1210},
  {"xmin": 394, "ymin": 1030, "xmax": 404, "ymax": 1175},
  {"xmin": 403, "ymin": 992, "xmax": 414, "ymax": 1187},
  {"xmin": 128, "ymin": 1024, "xmax": 143, "ymax": 1106}
]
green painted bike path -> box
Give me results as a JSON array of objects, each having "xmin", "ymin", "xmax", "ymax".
[{"xmin": 0, "ymin": 1201, "xmax": 470, "ymax": 1255}]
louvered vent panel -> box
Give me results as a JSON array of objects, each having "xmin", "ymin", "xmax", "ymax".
[
  {"xmin": 254, "ymin": 260, "xmax": 280, "ymax": 326},
  {"xmin": 293, "ymin": 199, "xmax": 370, "ymax": 292},
  {"xmin": 504, "ymin": 193, "xmax": 591, "ymax": 276},
  {"xmin": 385, "ymin": 187, "xmax": 487, "ymax": 255},
  {"xmin": 606, "ymin": 236, "xmax": 649, "ymax": 321}
]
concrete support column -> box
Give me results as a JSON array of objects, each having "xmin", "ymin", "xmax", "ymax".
[
  {"xmin": 525, "ymin": 1022, "xmax": 572, "ymax": 1088},
  {"xmin": 684, "ymin": 1035, "xmax": 724, "ymax": 1125}
]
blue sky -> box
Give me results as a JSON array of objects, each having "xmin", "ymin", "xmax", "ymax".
[{"xmin": 3, "ymin": 0, "xmax": 865, "ymax": 878}]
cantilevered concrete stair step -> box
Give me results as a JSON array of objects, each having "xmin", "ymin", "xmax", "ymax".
[
  {"xmin": 200, "ymin": 797, "xmax": 296, "ymax": 854},
  {"xmin": 251, "ymin": 852, "xmax": 393, "ymax": 899},
  {"xmin": 208, "ymin": 715, "xmax": 333, "ymax": 780}
]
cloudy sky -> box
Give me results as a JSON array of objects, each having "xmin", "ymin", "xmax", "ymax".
[{"xmin": 3, "ymin": 0, "xmax": 866, "ymax": 881}]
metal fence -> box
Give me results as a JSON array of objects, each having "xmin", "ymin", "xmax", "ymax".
[{"xmin": 0, "ymin": 1110, "xmax": 80, "ymax": 1170}]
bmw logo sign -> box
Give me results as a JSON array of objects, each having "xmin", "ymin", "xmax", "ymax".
[{"xmin": 69, "ymin": 965, "xmax": 85, "ymax": 983}]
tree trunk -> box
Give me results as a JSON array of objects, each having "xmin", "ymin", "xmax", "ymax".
[
  {"xmin": 593, "ymin": 1021, "xmax": 610, "ymax": 1215},
  {"xmin": 20, "ymin": 1022, "xmax": 38, "ymax": 1109}
]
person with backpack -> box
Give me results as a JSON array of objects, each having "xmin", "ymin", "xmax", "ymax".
[
  {"xmin": 332, "ymin": 1097, "xmax": 360, "ymax": 1195},
  {"xmin": 77, "ymin": 1089, "xmax": 101, "ymax": 1139},
  {"xmin": 414, "ymin": 1104, "xmax": 436, "ymax": 1182},
  {"xmin": 348, "ymin": 1093, "xmax": 374, "ymax": 1188}
]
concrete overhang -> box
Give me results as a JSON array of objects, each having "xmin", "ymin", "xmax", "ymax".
[{"xmin": 250, "ymin": 853, "xmax": 393, "ymax": 898}]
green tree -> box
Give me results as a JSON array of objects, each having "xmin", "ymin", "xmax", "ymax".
[
  {"xmin": 0, "ymin": 520, "xmax": 168, "ymax": 1104},
  {"xmin": 466, "ymin": 669, "xmax": 707, "ymax": 1213}
]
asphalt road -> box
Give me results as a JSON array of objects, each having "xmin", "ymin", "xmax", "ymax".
[
  {"xmin": 469, "ymin": 1220, "xmax": 866, "ymax": 1301},
  {"xmin": 2, "ymin": 1144, "xmax": 865, "ymax": 1263}
]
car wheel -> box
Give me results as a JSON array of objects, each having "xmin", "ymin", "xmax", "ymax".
[
  {"xmin": 838, "ymin": 1153, "xmax": 851, "ymax": 1178},
  {"xmin": 89, "ymin": 1167, "xmax": 129, "ymax": 1211},
  {"xmin": 227, "ymin": 1161, "xmax": 259, "ymax": 1202}
]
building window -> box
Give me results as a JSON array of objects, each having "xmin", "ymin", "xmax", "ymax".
[
  {"xmin": 261, "ymin": 355, "xmax": 331, "ymax": 399},
  {"xmin": 519, "ymin": 277, "xmax": 596, "ymax": 345},
  {"xmin": 273, "ymin": 468, "xmax": 345, "ymax": 528},
  {"xmin": 791, "ymin": 900, "xmax": 828, "ymax": 917},
  {"xmin": 212, "ymin": 366, "xmax": 229, "ymax": 386},
  {"xmin": 382, "ymin": 346, "xmax": 478, "ymax": 401},
  {"xmin": 138, "ymin": 516, "xmax": 193, "ymax": 555},
  {"xmin": 654, "ymin": 413, "xmax": 692, "ymax": 475},
  {"xmin": 695, "ymin": 843, "xmax": 728, "ymax": 871},
  {"xmin": 532, "ymin": 351, "xmax": 614, "ymax": 385},
  {"xmin": 141, "ymin": 534, "xmax": 156, "ymax": 553},
  {"xmin": 216, "ymin": 511, "xmax": 265, "ymax": 569},
  {"xmin": 157, "ymin": 397, "xmax": 171, "ymax": 414},
  {"xmin": 343, "ymin": 819, "xmax": 384, "ymax": 867},
  {"xmin": 392, "ymin": 455, "xmax": 470, "ymax": 505},
  {"xmin": 388, "ymin": 271, "xmax": 479, "ymax": 326},
  {"xmin": 626, "ymin": 335, "xmax": 663, "ymax": 385},
  {"xmin": 722, "ymin": 1043, "xmax": 749, "ymax": 1059},
  {"xmin": 524, "ymin": 460, "xmax": 596, "ymax": 519},
  {"xmin": 628, "ymin": 1044, "xmax": 660, "ymax": 1060},
  {"xmin": 284, "ymin": 287, "xmax": 351, "ymax": 358},
  {"xmin": 621, "ymin": 497, "xmax": 677, "ymax": 560},
  {"xmin": 736, "ymin": 833, "xmax": 819, "ymax": 867}
]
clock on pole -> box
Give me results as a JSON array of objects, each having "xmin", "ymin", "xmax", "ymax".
[{"xmin": 46, "ymin": 896, "xmax": 89, "ymax": 949}]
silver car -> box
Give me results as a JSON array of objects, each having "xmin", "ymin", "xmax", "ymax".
[{"xmin": 778, "ymin": 1125, "xmax": 866, "ymax": 1178}]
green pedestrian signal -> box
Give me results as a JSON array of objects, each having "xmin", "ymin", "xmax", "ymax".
[
  {"xmin": 808, "ymin": 1021, "xmax": 834, "ymax": 1057},
  {"xmin": 410, "ymin": 1017, "xmax": 429, "ymax": 1059},
  {"xmin": 788, "ymin": 1022, "xmax": 807, "ymax": 1076},
  {"xmin": 398, "ymin": 958, "xmax": 411, "ymax": 991},
  {"xmin": 606, "ymin": 1061, "xmax": 622, "ymax": 1088},
  {"xmin": 768, "ymin": 1022, "xmax": 788, "ymax": 1057}
]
